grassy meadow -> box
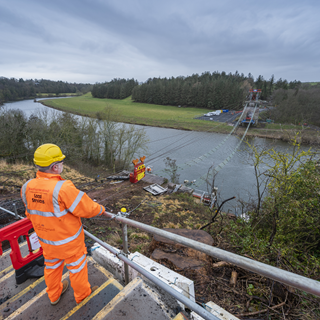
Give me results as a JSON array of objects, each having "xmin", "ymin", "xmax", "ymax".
[
  {"xmin": 41, "ymin": 93, "xmax": 319, "ymax": 144},
  {"xmin": 41, "ymin": 93, "xmax": 231, "ymax": 133},
  {"xmin": 36, "ymin": 92, "xmax": 81, "ymax": 97}
]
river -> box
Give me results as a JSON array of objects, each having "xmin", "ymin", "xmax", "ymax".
[{"xmin": 1, "ymin": 98, "xmax": 313, "ymax": 214}]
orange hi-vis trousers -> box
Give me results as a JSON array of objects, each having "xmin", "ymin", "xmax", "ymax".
[{"xmin": 44, "ymin": 249, "xmax": 91, "ymax": 304}]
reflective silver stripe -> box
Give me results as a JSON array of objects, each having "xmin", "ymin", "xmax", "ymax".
[
  {"xmin": 67, "ymin": 257, "xmax": 87, "ymax": 274},
  {"xmin": 98, "ymin": 206, "xmax": 103, "ymax": 215},
  {"xmin": 45, "ymin": 259, "xmax": 64, "ymax": 269},
  {"xmin": 51, "ymin": 209, "xmax": 68, "ymax": 218},
  {"xmin": 52, "ymin": 180, "xmax": 67, "ymax": 215},
  {"xmin": 27, "ymin": 209, "xmax": 57, "ymax": 218},
  {"xmin": 66, "ymin": 254, "xmax": 86, "ymax": 267},
  {"xmin": 38, "ymin": 225, "xmax": 83, "ymax": 246},
  {"xmin": 28, "ymin": 209, "xmax": 68, "ymax": 218},
  {"xmin": 45, "ymin": 258, "xmax": 60, "ymax": 263},
  {"xmin": 21, "ymin": 179, "xmax": 33, "ymax": 207},
  {"xmin": 68, "ymin": 191, "xmax": 84, "ymax": 213}
]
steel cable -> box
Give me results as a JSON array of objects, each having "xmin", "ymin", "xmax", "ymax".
[
  {"xmin": 193, "ymin": 104, "xmax": 257, "ymax": 189},
  {"xmin": 151, "ymin": 104, "xmax": 248, "ymax": 176}
]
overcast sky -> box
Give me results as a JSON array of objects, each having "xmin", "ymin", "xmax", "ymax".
[{"xmin": 1, "ymin": 0, "xmax": 319, "ymax": 84}]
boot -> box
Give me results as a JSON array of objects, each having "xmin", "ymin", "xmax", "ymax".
[
  {"xmin": 77, "ymin": 285, "xmax": 99, "ymax": 304},
  {"xmin": 51, "ymin": 280, "xmax": 69, "ymax": 305}
]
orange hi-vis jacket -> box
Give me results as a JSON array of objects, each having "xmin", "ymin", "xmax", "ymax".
[{"xmin": 21, "ymin": 171, "xmax": 105, "ymax": 259}]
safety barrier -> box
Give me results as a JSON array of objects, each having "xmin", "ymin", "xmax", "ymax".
[{"xmin": 0, "ymin": 208, "xmax": 45, "ymax": 284}]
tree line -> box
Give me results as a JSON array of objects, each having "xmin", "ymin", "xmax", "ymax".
[
  {"xmin": 92, "ymin": 78, "xmax": 138, "ymax": 99},
  {"xmin": 0, "ymin": 77, "xmax": 93, "ymax": 104},
  {"xmin": 0, "ymin": 107, "xmax": 147, "ymax": 171},
  {"xmin": 4, "ymin": 73, "xmax": 318, "ymax": 127},
  {"xmin": 91, "ymin": 72, "xmax": 303, "ymax": 111},
  {"xmin": 132, "ymin": 72, "xmax": 247, "ymax": 110},
  {"xmin": 131, "ymin": 72, "xmax": 302, "ymax": 110},
  {"xmin": 270, "ymin": 85, "xmax": 320, "ymax": 126}
]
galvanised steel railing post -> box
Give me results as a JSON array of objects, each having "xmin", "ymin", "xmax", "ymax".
[
  {"xmin": 0, "ymin": 206, "xmax": 23, "ymax": 220},
  {"xmin": 121, "ymin": 222, "xmax": 129, "ymax": 285},
  {"xmin": 119, "ymin": 208, "xmax": 130, "ymax": 285},
  {"xmin": 13, "ymin": 203, "xmax": 18, "ymax": 219}
]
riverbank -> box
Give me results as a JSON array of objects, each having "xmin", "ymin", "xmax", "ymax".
[
  {"xmin": 40, "ymin": 93, "xmax": 320, "ymax": 145},
  {"xmin": 236, "ymin": 126, "xmax": 320, "ymax": 145}
]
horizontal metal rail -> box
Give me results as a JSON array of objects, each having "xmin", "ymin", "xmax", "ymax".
[
  {"xmin": 0, "ymin": 205, "xmax": 23, "ymax": 220},
  {"xmin": 84, "ymin": 229, "xmax": 219, "ymax": 320},
  {"xmin": 103, "ymin": 211, "xmax": 320, "ymax": 297}
]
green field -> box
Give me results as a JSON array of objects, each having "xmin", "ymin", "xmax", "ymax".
[
  {"xmin": 36, "ymin": 92, "xmax": 81, "ymax": 97},
  {"xmin": 40, "ymin": 93, "xmax": 319, "ymax": 144},
  {"xmin": 41, "ymin": 93, "xmax": 231, "ymax": 133}
]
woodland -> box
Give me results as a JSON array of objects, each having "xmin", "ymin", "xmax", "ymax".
[{"xmin": 0, "ymin": 77, "xmax": 92, "ymax": 102}]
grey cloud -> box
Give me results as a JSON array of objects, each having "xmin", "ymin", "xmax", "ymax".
[{"xmin": 0, "ymin": 0, "xmax": 319, "ymax": 83}]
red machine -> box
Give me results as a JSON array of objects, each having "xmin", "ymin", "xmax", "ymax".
[
  {"xmin": 0, "ymin": 218, "xmax": 44, "ymax": 284},
  {"xmin": 130, "ymin": 156, "xmax": 146, "ymax": 183},
  {"xmin": 249, "ymin": 89, "xmax": 262, "ymax": 101}
]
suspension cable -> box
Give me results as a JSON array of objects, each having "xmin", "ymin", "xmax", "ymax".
[
  {"xmin": 193, "ymin": 104, "xmax": 257, "ymax": 189},
  {"xmin": 151, "ymin": 104, "xmax": 248, "ymax": 176}
]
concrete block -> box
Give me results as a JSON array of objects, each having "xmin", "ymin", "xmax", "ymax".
[
  {"xmin": 129, "ymin": 252, "xmax": 195, "ymax": 302},
  {"xmin": 190, "ymin": 301, "xmax": 239, "ymax": 320},
  {"xmin": 91, "ymin": 243, "xmax": 195, "ymax": 309},
  {"xmin": 91, "ymin": 244, "xmax": 124, "ymax": 281}
]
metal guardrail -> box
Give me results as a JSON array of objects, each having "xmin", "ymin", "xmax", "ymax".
[{"xmin": 104, "ymin": 211, "xmax": 320, "ymax": 298}]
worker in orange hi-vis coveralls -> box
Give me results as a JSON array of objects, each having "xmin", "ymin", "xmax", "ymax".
[{"xmin": 21, "ymin": 144, "xmax": 107, "ymax": 305}]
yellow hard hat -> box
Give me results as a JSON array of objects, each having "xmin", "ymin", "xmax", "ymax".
[{"xmin": 33, "ymin": 144, "xmax": 66, "ymax": 167}]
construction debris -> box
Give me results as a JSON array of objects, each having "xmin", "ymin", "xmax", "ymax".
[
  {"xmin": 167, "ymin": 183, "xmax": 193, "ymax": 194},
  {"xmin": 107, "ymin": 170, "xmax": 131, "ymax": 180},
  {"xmin": 143, "ymin": 184, "xmax": 167, "ymax": 196}
]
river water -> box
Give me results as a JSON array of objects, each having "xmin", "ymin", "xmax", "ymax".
[{"xmin": 1, "ymin": 98, "xmax": 313, "ymax": 213}]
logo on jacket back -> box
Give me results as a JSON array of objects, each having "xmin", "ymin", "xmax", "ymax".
[{"xmin": 32, "ymin": 193, "xmax": 45, "ymax": 204}]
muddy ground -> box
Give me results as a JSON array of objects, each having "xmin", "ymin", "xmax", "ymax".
[{"xmin": 1, "ymin": 174, "xmax": 319, "ymax": 319}]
